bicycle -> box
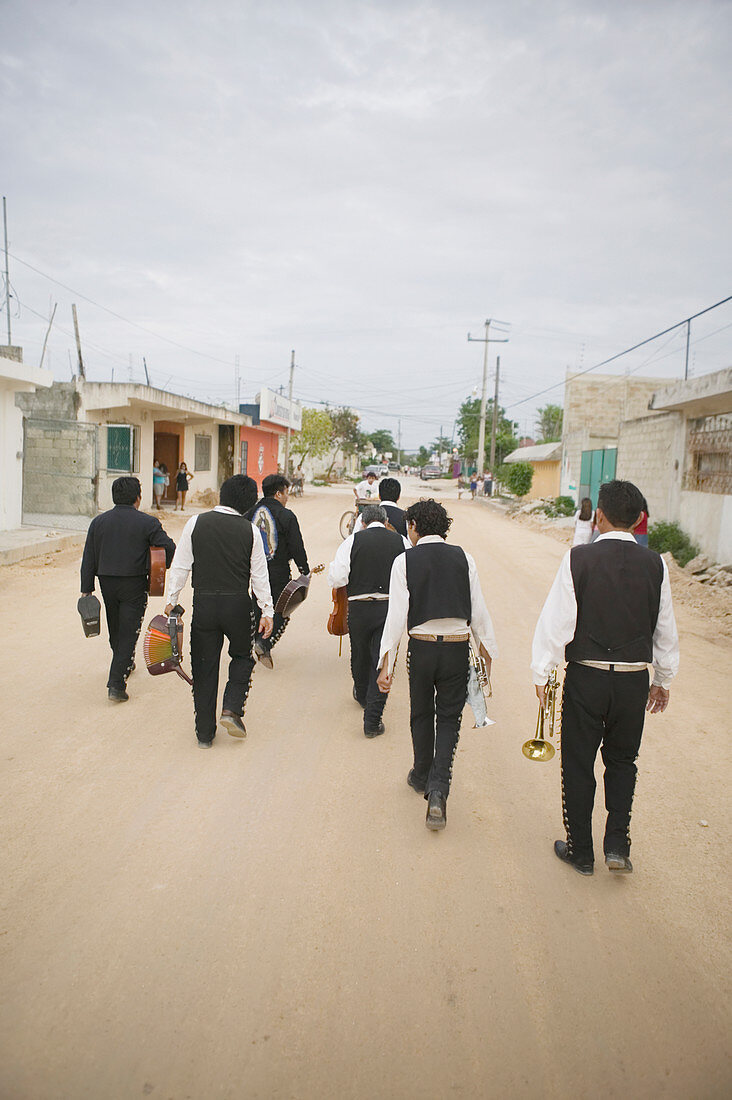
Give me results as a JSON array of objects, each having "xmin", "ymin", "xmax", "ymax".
[{"xmin": 339, "ymin": 508, "xmax": 357, "ymax": 539}]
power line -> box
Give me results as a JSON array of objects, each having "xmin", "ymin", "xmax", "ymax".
[
  {"xmin": 8, "ymin": 250, "xmax": 239, "ymax": 367},
  {"xmin": 504, "ymin": 293, "xmax": 732, "ymax": 412}
]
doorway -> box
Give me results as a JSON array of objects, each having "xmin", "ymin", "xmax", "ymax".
[
  {"xmin": 154, "ymin": 432, "xmax": 180, "ymax": 502},
  {"xmin": 218, "ymin": 425, "xmax": 235, "ymax": 486}
]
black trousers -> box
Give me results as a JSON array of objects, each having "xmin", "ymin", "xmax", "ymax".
[
  {"xmin": 190, "ymin": 593, "xmax": 255, "ymax": 743},
  {"xmin": 252, "ymin": 571, "xmax": 290, "ymax": 654},
  {"xmin": 408, "ymin": 638, "xmax": 469, "ymax": 798},
  {"xmin": 98, "ymin": 575, "xmax": 148, "ymax": 691},
  {"xmin": 560, "ymin": 662, "xmax": 649, "ymax": 861},
  {"xmin": 347, "ymin": 600, "xmax": 389, "ymax": 730}
]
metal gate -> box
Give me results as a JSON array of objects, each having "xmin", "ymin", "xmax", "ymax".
[
  {"xmin": 22, "ymin": 418, "xmax": 98, "ymax": 525},
  {"xmin": 579, "ymin": 447, "xmax": 617, "ymax": 506}
]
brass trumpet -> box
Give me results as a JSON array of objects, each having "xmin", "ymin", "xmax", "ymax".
[{"xmin": 523, "ymin": 669, "xmax": 560, "ymax": 761}]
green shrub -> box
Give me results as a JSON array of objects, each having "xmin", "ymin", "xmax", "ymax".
[
  {"xmin": 553, "ymin": 495, "xmax": 576, "ymax": 517},
  {"xmin": 648, "ymin": 521, "xmax": 699, "ymax": 567},
  {"xmin": 498, "ymin": 460, "xmax": 534, "ymax": 498}
]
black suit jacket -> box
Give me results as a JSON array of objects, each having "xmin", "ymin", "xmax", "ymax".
[
  {"xmin": 246, "ymin": 495, "xmax": 309, "ymax": 587},
  {"xmin": 80, "ymin": 505, "xmax": 176, "ymax": 592}
]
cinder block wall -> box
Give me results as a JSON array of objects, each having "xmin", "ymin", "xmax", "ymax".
[
  {"xmin": 616, "ymin": 412, "xmax": 685, "ymax": 523},
  {"xmin": 22, "ymin": 419, "xmax": 97, "ymax": 517}
]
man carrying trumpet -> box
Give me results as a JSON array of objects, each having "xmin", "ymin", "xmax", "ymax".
[{"xmin": 531, "ymin": 480, "xmax": 679, "ymax": 875}]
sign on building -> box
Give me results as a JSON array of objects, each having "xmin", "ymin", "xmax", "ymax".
[{"xmin": 257, "ymin": 388, "xmax": 302, "ymax": 431}]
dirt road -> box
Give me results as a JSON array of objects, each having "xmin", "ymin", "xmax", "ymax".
[{"xmin": 1, "ymin": 482, "xmax": 730, "ymax": 1099}]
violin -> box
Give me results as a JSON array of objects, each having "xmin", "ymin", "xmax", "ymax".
[{"xmin": 327, "ymin": 586, "xmax": 349, "ymax": 655}]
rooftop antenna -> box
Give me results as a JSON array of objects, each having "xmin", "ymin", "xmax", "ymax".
[{"xmin": 3, "ymin": 196, "xmax": 11, "ymax": 345}]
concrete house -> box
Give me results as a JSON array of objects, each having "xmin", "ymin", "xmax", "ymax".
[
  {"xmin": 16, "ymin": 379, "xmax": 256, "ymax": 525},
  {"xmin": 616, "ymin": 367, "xmax": 732, "ymax": 561},
  {"xmin": 503, "ymin": 441, "xmax": 562, "ymax": 499},
  {"xmin": 0, "ymin": 347, "xmax": 52, "ymax": 532}
]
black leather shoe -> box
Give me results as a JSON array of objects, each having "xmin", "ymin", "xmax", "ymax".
[
  {"xmin": 108, "ymin": 687, "xmax": 129, "ymax": 703},
  {"xmin": 605, "ymin": 852, "xmax": 633, "ymax": 873},
  {"xmin": 219, "ymin": 711, "xmax": 247, "ymax": 738},
  {"xmin": 554, "ymin": 839, "xmax": 593, "ymax": 875},
  {"xmin": 364, "ymin": 720, "xmax": 385, "ymax": 738},
  {"xmin": 407, "ymin": 769, "xmax": 426, "ymax": 793},
  {"xmin": 425, "ymin": 791, "xmax": 447, "ymax": 831}
]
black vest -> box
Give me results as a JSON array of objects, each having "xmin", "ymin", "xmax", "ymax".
[
  {"xmin": 565, "ymin": 539, "xmax": 664, "ymax": 663},
  {"xmin": 191, "ymin": 511, "xmax": 254, "ymax": 596},
  {"xmin": 348, "ymin": 526, "xmax": 406, "ymax": 597},
  {"xmin": 381, "ymin": 502, "xmax": 407, "ymax": 538},
  {"xmin": 406, "ymin": 542, "xmax": 471, "ymax": 629}
]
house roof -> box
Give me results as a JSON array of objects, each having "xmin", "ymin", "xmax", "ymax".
[
  {"xmin": 504, "ymin": 442, "xmax": 562, "ymax": 463},
  {"xmin": 78, "ymin": 381, "xmax": 253, "ymax": 426},
  {"xmin": 648, "ymin": 367, "xmax": 732, "ymax": 417}
]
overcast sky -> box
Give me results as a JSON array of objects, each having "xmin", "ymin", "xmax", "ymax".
[{"xmin": 2, "ymin": 0, "xmax": 731, "ymax": 450}]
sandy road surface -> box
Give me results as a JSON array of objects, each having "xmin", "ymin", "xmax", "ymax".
[{"xmin": 1, "ymin": 481, "xmax": 730, "ymax": 1099}]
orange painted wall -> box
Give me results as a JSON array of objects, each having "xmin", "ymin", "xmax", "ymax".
[{"xmin": 239, "ymin": 423, "xmax": 283, "ymax": 487}]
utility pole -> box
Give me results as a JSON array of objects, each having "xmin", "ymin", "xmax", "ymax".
[
  {"xmin": 283, "ymin": 349, "xmax": 295, "ymax": 476},
  {"xmin": 71, "ymin": 304, "xmax": 86, "ymax": 379},
  {"xmin": 467, "ymin": 319, "xmax": 508, "ymax": 473},
  {"xmin": 39, "ymin": 302, "xmax": 57, "ymax": 369},
  {"xmin": 684, "ymin": 319, "xmax": 691, "ymax": 381},
  {"xmin": 143, "ymin": 357, "xmax": 150, "ymax": 385},
  {"xmin": 234, "ymin": 354, "xmax": 241, "ymax": 409},
  {"xmin": 397, "ymin": 418, "xmax": 402, "ymax": 468},
  {"xmin": 3, "ymin": 197, "xmax": 11, "ymax": 345},
  {"xmin": 489, "ymin": 355, "xmax": 501, "ymax": 481}
]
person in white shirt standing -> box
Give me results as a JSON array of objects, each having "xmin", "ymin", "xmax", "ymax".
[
  {"xmin": 572, "ymin": 497, "xmax": 594, "ymax": 546},
  {"xmin": 165, "ymin": 475, "xmax": 274, "ymax": 747},
  {"xmin": 531, "ymin": 479, "xmax": 679, "ymax": 875},
  {"xmin": 377, "ymin": 499, "xmax": 498, "ymax": 832}
]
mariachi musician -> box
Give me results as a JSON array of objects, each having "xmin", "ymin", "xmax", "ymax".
[
  {"xmin": 246, "ymin": 473, "xmax": 310, "ymax": 670},
  {"xmin": 80, "ymin": 476, "xmax": 176, "ymax": 703},
  {"xmin": 328, "ymin": 504, "xmax": 409, "ymax": 737},
  {"xmin": 165, "ymin": 475, "xmax": 273, "ymax": 747},
  {"xmin": 377, "ymin": 499, "xmax": 498, "ymax": 831},
  {"xmin": 352, "ymin": 477, "xmax": 408, "ymax": 537},
  {"xmin": 532, "ymin": 479, "xmax": 679, "ymax": 876}
]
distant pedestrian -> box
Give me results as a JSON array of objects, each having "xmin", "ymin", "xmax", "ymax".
[
  {"xmin": 572, "ymin": 497, "xmax": 594, "ymax": 546},
  {"xmin": 152, "ymin": 460, "xmax": 166, "ymax": 510},
  {"xmin": 470, "ymin": 475, "xmax": 477, "ymax": 499},
  {"xmin": 634, "ymin": 497, "xmax": 649, "ymax": 547},
  {"xmin": 483, "ymin": 472, "xmax": 492, "ymax": 497},
  {"xmin": 175, "ymin": 462, "xmax": 193, "ymax": 511}
]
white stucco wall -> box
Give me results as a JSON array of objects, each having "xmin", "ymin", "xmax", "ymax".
[
  {"xmin": 679, "ymin": 491, "xmax": 732, "ymax": 564},
  {"xmin": 0, "ymin": 361, "xmax": 52, "ymax": 531}
]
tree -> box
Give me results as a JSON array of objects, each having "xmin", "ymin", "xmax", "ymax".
[
  {"xmin": 535, "ymin": 404, "xmax": 563, "ymax": 443},
  {"xmin": 290, "ymin": 407, "xmax": 332, "ymax": 465},
  {"xmin": 456, "ymin": 396, "xmax": 518, "ymax": 470},
  {"xmin": 325, "ymin": 406, "xmax": 366, "ymax": 477},
  {"xmin": 416, "ymin": 445, "xmax": 431, "ymax": 468},
  {"xmin": 368, "ymin": 429, "xmax": 395, "ymax": 455},
  {"xmin": 498, "ymin": 460, "xmax": 534, "ymax": 498}
]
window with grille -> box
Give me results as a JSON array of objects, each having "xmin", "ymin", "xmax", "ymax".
[
  {"xmin": 195, "ymin": 434, "xmax": 212, "ymax": 471},
  {"xmin": 107, "ymin": 425, "xmax": 134, "ymax": 472},
  {"xmin": 684, "ymin": 414, "xmax": 732, "ymax": 494}
]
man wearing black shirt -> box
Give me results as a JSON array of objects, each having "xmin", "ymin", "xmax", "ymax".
[
  {"xmin": 247, "ymin": 473, "xmax": 310, "ymax": 669},
  {"xmin": 80, "ymin": 476, "xmax": 176, "ymax": 702}
]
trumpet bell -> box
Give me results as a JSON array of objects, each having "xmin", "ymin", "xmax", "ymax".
[{"xmin": 522, "ymin": 738, "xmax": 556, "ymax": 762}]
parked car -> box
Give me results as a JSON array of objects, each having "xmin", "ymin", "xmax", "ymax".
[
  {"xmin": 420, "ymin": 464, "xmax": 441, "ymax": 480},
  {"xmin": 378, "ymin": 464, "xmax": 389, "ymax": 476},
  {"xmin": 387, "ymin": 461, "xmax": 400, "ymax": 472}
]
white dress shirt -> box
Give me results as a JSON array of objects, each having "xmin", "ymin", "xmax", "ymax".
[
  {"xmin": 327, "ymin": 522, "xmax": 411, "ymax": 599},
  {"xmin": 531, "ymin": 530, "xmax": 679, "ymax": 688},
  {"xmin": 377, "ymin": 535, "xmax": 499, "ymax": 675},
  {"xmin": 166, "ymin": 506, "xmax": 275, "ymax": 616}
]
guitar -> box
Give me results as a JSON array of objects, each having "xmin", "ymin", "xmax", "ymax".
[
  {"xmin": 274, "ymin": 563, "xmax": 325, "ymax": 617},
  {"xmin": 148, "ymin": 546, "xmax": 167, "ymax": 597}
]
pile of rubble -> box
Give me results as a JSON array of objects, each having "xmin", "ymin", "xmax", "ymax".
[{"xmin": 683, "ymin": 555, "xmax": 732, "ymax": 588}]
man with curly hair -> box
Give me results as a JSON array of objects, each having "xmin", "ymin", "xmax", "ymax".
[{"xmin": 377, "ymin": 499, "xmax": 498, "ymax": 831}]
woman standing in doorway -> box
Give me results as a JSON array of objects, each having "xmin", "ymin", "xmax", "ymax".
[
  {"xmin": 152, "ymin": 460, "xmax": 166, "ymax": 510},
  {"xmin": 175, "ymin": 462, "xmax": 193, "ymax": 511}
]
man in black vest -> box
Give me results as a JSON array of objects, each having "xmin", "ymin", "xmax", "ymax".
[
  {"xmin": 377, "ymin": 499, "xmax": 498, "ymax": 830},
  {"xmin": 532, "ymin": 479, "xmax": 679, "ymax": 875},
  {"xmin": 247, "ymin": 473, "xmax": 310, "ymax": 670},
  {"xmin": 165, "ymin": 475, "xmax": 274, "ymax": 747},
  {"xmin": 328, "ymin": 504, "xmax": 408, "ymax": 736},
  {"xmin": 80, "ymin": 476, "xmax": 176, "ymax": 702},
  {"xmin": 352, "ymin": 478, "xmax": 408, "ymax": 537}
]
